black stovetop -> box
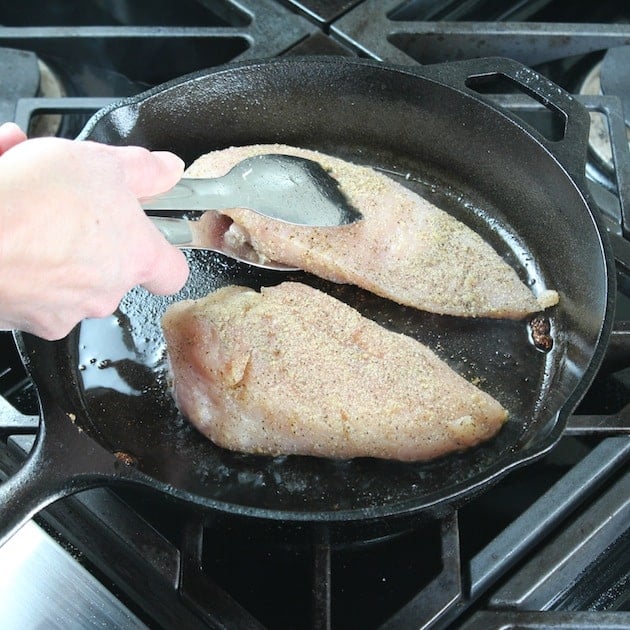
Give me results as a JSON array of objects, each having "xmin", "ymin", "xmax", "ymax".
[{"xmin": 0, "ymin": 2, "xmax": 629, "ymax": 629}]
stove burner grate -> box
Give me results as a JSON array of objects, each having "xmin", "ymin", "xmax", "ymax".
[{"xmin": 0, "ymin": 3, "xmax": 630, "ymax": 626}]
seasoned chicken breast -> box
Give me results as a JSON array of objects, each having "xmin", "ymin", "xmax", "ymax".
[
  {"xmin": 162, "ymin": 282, "xmax": 508, "ymax": 461},
  {"xmin": 185, "ymin": 144, "xmax": 558, "ymax": 320}
]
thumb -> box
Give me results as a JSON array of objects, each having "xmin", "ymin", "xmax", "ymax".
[
  {"xmin": 108, "ymin": 144, "xmax": 189, "ymax": 294},
  {"xmin": 140, "ymin": 238, "xmax": 190, "ymax": 296}
]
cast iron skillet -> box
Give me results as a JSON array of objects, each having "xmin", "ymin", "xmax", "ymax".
[{"xmin": 0, "ymin": 57, "xmax": 615, "ymax": 544}]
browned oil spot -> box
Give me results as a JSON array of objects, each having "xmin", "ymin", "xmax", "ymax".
[
  {"xmin": 113, "ymin": 451, "xmax": 139, "ymax": 467},
  {"xmin": 529, "ymin": 315, "xmax": 553, "ymax": 351}
]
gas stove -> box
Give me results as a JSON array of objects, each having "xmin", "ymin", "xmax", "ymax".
[{"xmin": 0, "ymin": 2, "xmax": 629, "ymax": 629}]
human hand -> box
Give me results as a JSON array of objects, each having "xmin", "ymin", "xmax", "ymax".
[
  {"xmin": 0, "ymin": 122, "xmax": 27, "ymax": 154},
  {"xmin": 0, "ymin": 129, "xmax": 190, "ymax": 339}
]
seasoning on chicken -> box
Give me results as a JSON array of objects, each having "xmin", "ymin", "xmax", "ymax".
[
  {"xmin": 161, "ymin": 282, "xmax": 508, "ymax": 461},
  {"xmin": 185, "ymin": 144, "xmax": 558, "ymax": 319}
]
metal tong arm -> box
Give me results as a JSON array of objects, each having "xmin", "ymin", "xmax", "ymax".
[
  {"xmin": 150, "ymin": 216, "xmax": 194, "ymax": 246},
  {"xmin": 141, "ymin": 177, "xmax": 233, "ymax": 212},
  {"xmin": 140, "ymin": 154, "xmax": 363, "ymax": 227}
]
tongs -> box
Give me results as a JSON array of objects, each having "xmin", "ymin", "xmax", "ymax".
[{"xmin": 142, "ymin": 154, "xmax": 362, "ymax": 270}]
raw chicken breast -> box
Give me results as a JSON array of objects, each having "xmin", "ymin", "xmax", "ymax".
[
  {"xmin": 186, "ymin": 144, "xmax": 558, "ymax": 319},
  {"xmin": 162, "ymin": 282, "xmax": 508, "ymax": 461}
]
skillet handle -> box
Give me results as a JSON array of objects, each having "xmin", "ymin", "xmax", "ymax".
[
  {"xmin": 422, "ymin": 57, "xmax": 591, "ymax": 181},
  {"xmin": 0, "ymin": 393, "xmax": 127, "ymax": 548}
]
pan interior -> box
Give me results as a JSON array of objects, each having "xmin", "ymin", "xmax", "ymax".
[
  {"xmin": 61, "ymin": 59, "xmax": 607, "ymax": 517},
  {"xmin": 75, "ymin": 172, "xmax": 554, "ymax": 515}
]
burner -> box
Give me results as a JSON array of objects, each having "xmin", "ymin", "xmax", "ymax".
[{"xmin": 29, "ymin": 58, "xmax": 65, "ymax": 137}]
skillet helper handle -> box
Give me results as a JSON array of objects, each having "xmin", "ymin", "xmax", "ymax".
[
  {"xmin": 424, "ymin": 57, "xmax": 591, "ymax": 180},
  {"xmin": 0, "ymin": 393, "xmax": 124, "ymax": 548}
]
